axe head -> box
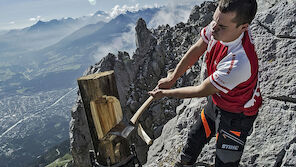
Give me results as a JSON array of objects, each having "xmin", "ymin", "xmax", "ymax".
[
  {"xmin": 120, "ymin": 125, "xmax": 135, "ymax": 138},
  {"xmin": 108, "ymin": 121, "xmax": 135, "ymax": 139}
]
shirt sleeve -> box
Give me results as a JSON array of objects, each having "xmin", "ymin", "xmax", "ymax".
[
  {"xmin": 209, "ymin": 52, "xmax": 251, "ymax": 93},
  {"xmin": 200, "ymin": 22, "xmax": 213, "ymax": 44}
]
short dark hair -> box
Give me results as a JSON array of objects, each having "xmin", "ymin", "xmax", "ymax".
[{"xmin": 218, "ymin": 0, "xmax": 257, "ymax": 26}]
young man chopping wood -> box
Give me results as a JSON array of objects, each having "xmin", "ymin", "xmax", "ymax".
[{"xmin": 148, "ymin": 0, "xmax": 262, "ymax": 166}]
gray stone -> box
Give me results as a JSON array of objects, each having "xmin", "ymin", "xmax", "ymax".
[
  {"xmin": 69, "ymin": 95, "xmax": 92, "ymax": 167},
  {"xmin": 135, "ymin": 18, "xmax": 157, "ymax": 55}
]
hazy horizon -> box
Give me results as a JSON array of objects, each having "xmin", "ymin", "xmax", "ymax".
[{"xmin": 0, "ymin": 0, "xmax": 172, "ymax": 31}]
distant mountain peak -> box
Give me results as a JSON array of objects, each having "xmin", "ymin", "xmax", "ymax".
[
  {"xmin": 27, "ymin": 17, "xmax": 77, "ymax": 32},
  {"xmin": 94, "ymin": 10, "xmax": 108, "ymax": 17},
  {"xmin": 36, "ymin": 20, "xmax": 45, "ymax": 25}
]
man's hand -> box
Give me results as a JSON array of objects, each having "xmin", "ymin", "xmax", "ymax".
[
  {"xmin": 148, "ymin": 69, "xmax": 175, "ymax": 99},
  {"xmin": 156, "ymin": 76, "xmax": 175, "ymax": 89},
  {"xmin": 148, "ymin": 88, "xmax": 165, "ymax": 100}
]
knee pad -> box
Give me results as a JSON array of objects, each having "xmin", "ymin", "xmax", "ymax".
[{"xmin": 216, "ymin": 149, "xmax": 242, "ymax": 164}]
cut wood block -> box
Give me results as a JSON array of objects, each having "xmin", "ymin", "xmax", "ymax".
[
  {"xmin": 97, "ymin": 135, "xmax": 130, "ymax": 166},
  {"xmin": 77, "ymin": 71, "xmax": 119, "ymax": 101},
  {"xmin": 90, "ymin": 96, "xmax": 123, "ymax": 139},
  {"xmin": 77, "ymin": 71, "xmax": 121, "ymax": 155},
  {"xmin": 78, "ymin": 71, "xmax": 131, "ymax": 166},
  {"xmin": 99, "ymin": 140, "xmax": 116, "ymax": 165}
]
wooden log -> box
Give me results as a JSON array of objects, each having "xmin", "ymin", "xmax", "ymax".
[
  {"xmin": 77, "ymin": 71, "xmax": 122, "ymax": 162},
  {"xmin": 90, "ymin": 96, "xmax": 123, "ymax": 139},
  {"xmin": 97, "ymin": 135, "xmax": 130, "ymax": 166}
]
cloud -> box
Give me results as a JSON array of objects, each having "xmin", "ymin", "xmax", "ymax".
[
  {"xmin": 93, "ymin": 24, "xmax": 136, "ymax": 61},
  {"xmin": 143, "ymin": 3, "xmax": 161, "ymax": 9},
  {"xmin": 88, "ymin": 0, "xmax": 96, "ymax": 6},
  {"xmin": 109, "ymin": 4, "xmax": 140, "ymax": 18},
  {"xmin": 148, "ymin": 0, "xmax": 204, "ymax": 28},
  {"xmin": 93, "ymin": 0, "xmax": 207, "ymax": 61},
  {"xmin": 9, "ymin": 21, "xmax": 15, "ymax": 24},
  {"xmin": 107, "ymin": 3, "xmax": 163, "ymax": 19},
  {"xmin": 29, "ymin": 16, "xmax": 41, "ymax": 22}
]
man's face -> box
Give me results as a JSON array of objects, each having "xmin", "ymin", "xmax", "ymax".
[{"xmin": 211, "ymin": 7, "xmax": 247, "ymax": 42}]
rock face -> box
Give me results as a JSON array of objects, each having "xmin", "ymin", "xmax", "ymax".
[
  {"xmin": 70, "ymin": 94, "xmax": 93, "ymax": 167},
  {"xmin": 70, "ymin": 1, "xmax": 296, "ymax": 166},
  {"xmin": 241, "ymin": 1, "xmax": 296, "ymax": 166}
]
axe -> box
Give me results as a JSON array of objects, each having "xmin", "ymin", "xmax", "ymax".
[
  {"xmin": 109, "ymin": 95, "xmax": 155, "ymax": 143},
  {"xmin": 109, "ymin": 70, "xmax": 174, "ymax": 144}
]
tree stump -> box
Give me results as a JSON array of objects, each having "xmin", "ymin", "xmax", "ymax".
[{"xmin": 77, "ymin": 71, "xmax": 130, "ymax": 166}]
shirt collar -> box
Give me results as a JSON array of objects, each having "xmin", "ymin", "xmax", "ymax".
[{"xmin": 219, "ymin": 32, "xmax": 244, "ymax": 47}]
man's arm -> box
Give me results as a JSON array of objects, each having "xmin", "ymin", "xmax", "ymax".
[
  {"xmin": 156, "ymin": 38, "xmax": 208, "ymax": 89},
  {"xmin": 149, "ymin": 77, "xmax": 220, "ymax": 99},
  {"xmin": 171, "ymin": 37, "xmax": 208, "ymax": 82}
]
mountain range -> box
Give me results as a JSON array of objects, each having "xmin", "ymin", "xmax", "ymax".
[{"xmin": 0, "ymin": 8, "xmax": 160, "ymax": 98}]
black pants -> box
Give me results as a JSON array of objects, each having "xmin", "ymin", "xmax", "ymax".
[{"xmin": 179, "ymin": 97, "xmax": 257, "ymax": 166}]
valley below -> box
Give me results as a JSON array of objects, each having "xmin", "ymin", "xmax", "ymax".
[{"xmin": 0, "ymin": 87, "xmax": 77, "ymax": 166}]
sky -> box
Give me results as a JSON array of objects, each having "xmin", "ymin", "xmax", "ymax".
[{"xmin": 0, "ymin": 0, "xmax": 192, "ymax": 31}]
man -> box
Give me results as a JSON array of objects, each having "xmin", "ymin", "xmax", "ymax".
[{"xmin": 148, "ymin": 0, "xmax": 262, "ymax": 166}]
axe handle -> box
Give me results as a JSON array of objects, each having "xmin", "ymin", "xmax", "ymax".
[
  {"xmin": 138, "ymin": 123, "xmax": 153, "ymax": 145},
  {"xmin": 130, "ymin": 96, "xmax": 154, "ymax": 124},
  {"xmin": 130, "ymin": 69, "xmax": 174, "ymax": 125}
]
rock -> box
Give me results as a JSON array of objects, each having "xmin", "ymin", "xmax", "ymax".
[
  {"xmin": 257, "ymin": 0, "xmax": 282, "ymax": 11},
  {"xmin": 129, "ymin": 100, "xmax": 140, "ymax": 112},
  {"xmin": 151, "ymin": 104, "xmax": 163, "ymax": 123},
  {"xmin": 188, "ymin": 1, "xmax": 217, "ymax": 27},
  {"xmin": 69, "ymin": 94, "xmax": 92, "ymax": 167},
  {"xmin": 240, "ymin": 99, "xmax": 296, "ymax": 166},
  {"xmin": 92, "ymin": 53, "xmax": 116, "ymax": 73},
  {"xmin": 135, "ymin": 18, "xmax": 157, "ymax": 55},
  {"xmin": 114, "ymin": 51, "xmax": 136, "ymax": 105},
  {"xmin": 153, "ymin": 125, "xmax": 164, "ymax": 139},
  {"xmin": 188, "ymin": 5, "xmax": 201, "ymax": 23},
  {"xmin": 252, "ymin": 0, "xmax": 296, "ymax": 99},
  {"xmin": 282, "ymin": 142, "xmax": 296, "ymax": 166}
]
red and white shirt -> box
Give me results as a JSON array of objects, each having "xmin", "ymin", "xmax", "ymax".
[{"xmin": 200, "ymin": 22, "xmax": 262, "ymax": 116}]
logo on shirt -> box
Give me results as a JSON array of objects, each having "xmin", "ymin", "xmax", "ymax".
[{"xmin": 227, "ymin": 54, "xmax": 236, "ymax": 74}]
